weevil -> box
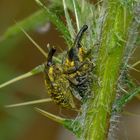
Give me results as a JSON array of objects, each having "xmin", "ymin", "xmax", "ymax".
[
  {"xmin": 44, "ymin": 47, "xmax": 76, "ymax": 109},
  {"xmin": 64, "ymin": 25, "xmax": 94, "ymax": 101},
  {"xmin": 2, "ymin": 25, "xmax": 94, "ymax": 110},
  {"xmin": 44, "ymin": 25, "xmax": 94, "ymax": 109}
]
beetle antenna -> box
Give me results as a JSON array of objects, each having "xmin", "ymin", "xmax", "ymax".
[
  {"xmin": 74, "ymin": 24, "xmax": 88, "ymax": 49},
  {"xmin": 46, "ymin": 47, "xmax": 56, "ymax": 66},
  {"xmin": 68, "ymin": 25, "xmax": 88, "ymax": 61}
]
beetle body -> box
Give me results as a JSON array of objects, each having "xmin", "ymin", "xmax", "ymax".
[
  {"xmin": 68, "ymin": 58, "xmax": 94, "ymax": 100},
  {"xmin": 44, "ymin": 48, "xmax": 76, "ymax": 109},
  {"xmin": 44, "ymin": 25, "xmax": 94, "ymax": 108},
  {"xmin": 64, "ymin": 25, "xmax": 95, "ymax": 101}
]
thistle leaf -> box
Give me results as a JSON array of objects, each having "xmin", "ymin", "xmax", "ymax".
[
  {"xmin": 72, "ymin": 0, "xmax": 81, "ymax": 31},
  {"xmin": 63, "ymin": 0, "xmax": 75, "ymax": 40},
  {"xmin": 35, "ymin": 0, "xmax": 72, "ymax": 46},
  {"xmin": 35, "ymin": 107, "xmax": 65, "ymax": 123},
  {"xmin": 5, "ymin": 98, "xmax": 52, "ymax": 108},
  {"xmin": 113, "ymin": 86, "xmax": 140, "ymax": 113},
  {"xmin": 0, "ymin": 10, "xmax": 48, "ymax": 58},
  {"xmin": 17, "ymin": 24, "xmax": 48, "ymax": 59},
  {"xmin": 0, "ymin": 64, "xmax": 44, "ymax": 89}
]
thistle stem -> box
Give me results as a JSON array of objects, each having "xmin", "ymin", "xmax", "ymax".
[{"xmin": 82, "ymin": 1, "xmax": 137, "ymax": 140}]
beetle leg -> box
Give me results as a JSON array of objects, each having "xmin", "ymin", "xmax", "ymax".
[
  {"xmin": 66, "ymin": 74, "xmax": 87, "ymax": 86},
  {"xmin": 74, "ymin": 25, "xmax": 88, "ymax": 49},
  {"xmin": 66, "ymin": 76, "xmax": 79, "ymax": 85},
  {"xmin": 64, "ymin": 61, "xmax": 86, "ymax": 74}
]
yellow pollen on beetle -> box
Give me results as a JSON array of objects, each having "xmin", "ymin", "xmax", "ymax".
[
  {"xmin": 79, "ymin": 48, "xmax": 84, "ymax": 61},
  {"xmin": 70, "ymin": 61, "xmax": 74, "ymax": 67},
  {"xmin": 48, "ymin": 67, "xmax": 54, "ymax": 81},
  {"xmin": 79, "ymin": 47, "xmax": 84, "ymax": 53},
  {"xmin": 49, "ymin": 67, "xmax": 53, "ymax": 74},
  {"xmin": 65, "ymin": 59, "xmax": 74, "ymax": 67}
]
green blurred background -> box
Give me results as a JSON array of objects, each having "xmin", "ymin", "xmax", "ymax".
[{"xmin": 0, "ymin": 0, "xmax": 140, "ymax": 140}]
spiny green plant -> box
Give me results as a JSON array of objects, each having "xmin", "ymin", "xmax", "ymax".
[{"xmin": 0, "ymin": 0, "xmax": 140, "ymax": 140}]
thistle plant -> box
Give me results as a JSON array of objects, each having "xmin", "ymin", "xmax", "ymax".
[{"xmin": 0, "ymin": 0, "xmax": 140, "ymax": 140}]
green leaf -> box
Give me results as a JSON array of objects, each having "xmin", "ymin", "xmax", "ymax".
[
  {"xmin": 0, "ymin": 10, "xmax": 48, "ymax": 58},
  {"xmin": 51, "ymin": 0, "xmax": 74, "ymax": 11},
  {"xmin": 5, "ymin": 98, "xmax": 52, "ymax": 108},
  {"xmin": 113, "ymin": 86, "xmax": 140, "ymax": 113},
  {"xmin": 72, "ymin": 0, "xmax": 81, "ymax": 31},
  {"xmin": 0, "ymin": 64, "xmax": 44, "ymax": 89},
  {"xmin": 63, "ymin": 0, "xmax": 75, "ymax": 40},
  {"xmin": 35, "ymin": 107, "xmax": 82, "ymax": 137},
  {"xmin": 35, "ymin": 0, "xmax": 72, "ymax": 46}
]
